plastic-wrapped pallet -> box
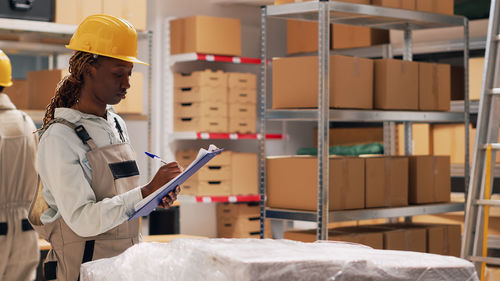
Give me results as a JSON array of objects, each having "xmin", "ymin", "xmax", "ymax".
[{"xmin": 80, "ymin": 238, "xmax": 478, "ymax": 281}]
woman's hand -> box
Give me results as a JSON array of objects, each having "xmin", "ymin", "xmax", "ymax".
[
  {"xmin": 141, "ymin": 162, "xmax": 183, "ymax": 198},
  {"xmin": 159, "ymin": 186, "xmax": 181, "ymax": 209}
]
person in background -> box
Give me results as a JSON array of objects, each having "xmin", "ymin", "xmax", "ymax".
[
  {"xmin": 28, "ymin": 14, "xmax": 181, "ymax": 281},
  {"xmin": 0, "ymin": 50, "xmax": 40, "ymax": 281}
]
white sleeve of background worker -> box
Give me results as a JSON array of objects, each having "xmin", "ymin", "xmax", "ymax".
[{"xmin": 37, "ymin": 108, "xmax": 143, "ymax": 237}]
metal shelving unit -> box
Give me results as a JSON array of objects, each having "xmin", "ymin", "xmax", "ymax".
[{"xmin": 259, "ymin": 1, "xmax": 470, "ymax": 240}]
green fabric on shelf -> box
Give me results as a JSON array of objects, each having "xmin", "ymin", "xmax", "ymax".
[{"xmin": 297, "ymin": 143, "xmax": 384, "ymax": 156}]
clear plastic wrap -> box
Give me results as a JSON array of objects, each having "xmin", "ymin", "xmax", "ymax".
[{"xmin": 80, "ymin": 238, "xmax": 478, "ymax": 281}]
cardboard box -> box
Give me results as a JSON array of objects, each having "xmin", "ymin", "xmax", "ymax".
[
  {"xmin": 228, "ymin": 88, "xmax": 257, "ymax": 104},
  {"xmin": 382, "ymin": 227, "xmax": 427, "ymax": 252},
  {"xmin": 276, "ymin": 0, "xmax": 369, "ymax": 4},
  {"xmin": 174, "ymin": 116, "xmax": 228, "ymax": 132},
  {"xmin": 197, "ymin": 179, "xmax": 231, "ymax": 196},
  {"xmin": 3, "ymin": 80, "xmax": 28, "ymax": 109},
  {"xmin": 418, "ymin": 62, "xmax": 451, "ymax": 111},
  {"xmin": 113, "ymin": 72, "xmax": 144, "ymax": 114},
  {"xmin": 372, "ymin": 0, "xmax": 415, "ymax": 9},
  {"xmin": 415, "ymin": 0, "xmax": 454, "ymax": 15},
  {"xmin": 267, "ymin": 156, "xmax": 365, "ymax": 211},
  {"xmin": 364, "ymin": 156, "xmax": 409, "ymax": 208},
  {"xmin": 176, "ymin": 149, "xmax": 232, "ymax": 167},
  {"xmin": 231, "ymin": 153, "xmax": 258, "ymax": 195},
  {"xmin": 286, "ymin": 20, "xmax": 388, "ymax": 54},
  {"xmin": 174, "ymin": 86, "xmax": 228, "ymax": 103},
  {"xmin": 229, "ymin": 103, "xmax": 256, "ymax": 118},
  {"xmin": 174, "ymin": 101, "xmax": 228, "ymax": 117},
  {"xmin": 396, "ymin": 123, "xmax": 432, "ymax": 155},
  {"xmin": 273, "ymin": 55, "xmax": 373, "ymax": 109},
  {"xmin": 284, "ymin": 228, "xmax": 384, "ymax": 249},
  {"xmin": 432, "ymin": 124, "xmax": 476, "ymax": 164},
  {"xmin": 27, "ymin": 69, "xmax": 68, "ymax": 110},
  {"xmin": 314, "ymin": 127, "xmax": 384, "ymax": 146},
  {"xmin": 218, "ymin": 216, "xmax": 260, "ymax": 235},
  {"xmin": 170, "ymin": 16, "xmax": 241, "ymax": 56},
  {"xmin": 374, "ymin": 59, "xmax": 419, "ymax": 110},
  {"xmin": 416, "ymin": 224, "xmax": 461, "ymax": 257},
  {"xmin": 469, "ymin": 57, "xmax": 484, "ymax": 101},
  {"xmin": 174, "ymin": 70, "xmax": 227, "ymax": 88},
  {"xmin": 227, "ymin": 73, "xmax": 256, "ymax": 90},
  {"xmin": 228, "ymin": 117, "xmax": 256, "ymax": 133},
  {"xmin": 197, "ymin": 165, "xmax": 231, "ymax": 180},
  {"xmin": 409, "ymin": 156, "xmax": 451, "ymax": 204},
  {"xmin": 217, "ymin": 203, "xmax": 259, "ymax": 221},
  {"xmin": 102, "ymin": 0, "xmax": 147, "ymax": 31},
  {"xmin": 54, "ymin": 0, "xmax": 102, "ymax": 25}
]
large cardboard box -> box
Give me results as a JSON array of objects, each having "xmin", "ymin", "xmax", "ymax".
[
  {"xmin": 113, "ymin": 72, "xmax": 144, "ymax": 114},
  {"xmin": 418, "ymin": 62, "xmax": 451, "ymax": 111},
  {"xmin": 174, "ymin": 116, "xmax": 228, "ymax": 132},
  {"xmin": 273, "ymin": 55, "xmax": 373, "ymax": 109},
  {"xmin": 267, "ymin": 156, "xmax": 365, "ymax": 211},
  {"xmin": 227, "ymin": 73, "xmax": 256, "ymax": 90},
  {"xmin": 228, "ymin": 117, "xmax": 256, "ymax": 133},
  {"xmin": 396, "ymin": 123, "xmax": 432, "ymax": 155},
  {"xmin": 27, "ymin": 69, "xmax": 68, "ymax": 110},
  {"xmin": 409, "ymin": 156, "xmax": 451, "ymax": 204},
  {"xmin": 286, "ymin": 20, "xmax": 388, "ymax": 54},
  {"xmin": 54, "ymin": 0, "xmax": 102, "ymax": 25},
  {"xmin": 228, "ymin": 88, "xmax": 257, "ymax": 104},
  {"xmin": 174, "ymin": 70, "xmax": 227, "ymax": 88},
  {"xmin": 4, "ymin": 80, "xmax": 28, "ymax": 109},
  {"xmin": 377, "ymin": 225, "xmax": 427, "ymax": 252},
  {"xmin": 372, "ymin": 0, "xmax": 415, "ymax": 9},
  {"xmin": 415, "ymin": 0, "xmax": 454, "ymax": 15},
  {"xmin": 374, "ymin": 59, "xmax": 419, "ymax": 110},
  {"xmin": 170, "ymin": 16, "xmax": 241, "ymax": 56},
  {"xmin": 432, "ymin": 124, "xmax": 477, "ymax": 164},
  {"xmin": 413, "ymin": 223, "xmax": 461, "ymax": 257},
  {"xmin": 229, "ymin": 103, "xmax": 256, "ymax": 118},
  {"xmin": 314, "ymin": 127, "xmax": 384, "ymax": 146},
  {"xmin": 231, "ymin": 153, "xmax": 258, "ymax": 195},
  {"xmin": 469, "ymin": 57, "xmax": 484, "ymax": 100},
  {"xmin": 364, "ymin": 156, "xmax": 409, "ymax": 208},
  {"xmin": 174, "ymin": 87, "xmax": 228, "ymax": 103},
  {"xmin": 102, "ymin": 0, "xmax": 147, "ymax": 31},
  {"xmin": 174, "ymin": 101, "xmax": 228, "ymax": 117}
]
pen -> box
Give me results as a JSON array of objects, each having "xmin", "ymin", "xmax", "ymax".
[{"xmin": 144, "ymin": 152, "xmax": 168, "ymax": 165}]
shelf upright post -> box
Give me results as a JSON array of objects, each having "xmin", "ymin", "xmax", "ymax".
[
  {"xmin": 463, "ymin": 18, "xmax": 471, "ymax": 195},
  {"xmin": 403, "ymin": 29, "xmax": 413, "ymax": 157},
  {"xmin": 147, "ymin": 30, "xmax": 153, "ymax": 180},
  {"xmin": 382, "ymin": 44, "xmax": 396, "ymax": 156},
  {"xmin": 317, "ymin": 0, "xmax": 330, "ymax": 241},
  {"xmin": 259, "ymin": 5, "xmax": 268, "ymax": 239}
]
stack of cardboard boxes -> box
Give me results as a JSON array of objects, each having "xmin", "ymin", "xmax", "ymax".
[
  {"xmin": 217, "ymin": 203, "xmax": 271, "ymax": 238},
  {"xmin": 176, "ymin": 150, "xmax": 258, "ymax": 196},
  {"xmin": 266, "ymin": 155, "xmax": 450, "ymax": 211},
  {"xmin": 228, "ymin": 73, "xmax": 257, "ymax": 133}
]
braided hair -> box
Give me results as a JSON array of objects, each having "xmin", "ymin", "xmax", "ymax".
[{"xmin": 39, "ymin": 51, "xmax": 99, "ymax": 132}]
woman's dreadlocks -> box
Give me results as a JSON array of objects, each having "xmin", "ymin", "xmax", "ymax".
[{"xmin": 39, "ymin": 51, "xmax": 99, "ymax": 132}]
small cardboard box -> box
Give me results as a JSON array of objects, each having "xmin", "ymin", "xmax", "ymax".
[
  {"xmin": 197, "ymin": 179, "xmax": 231, "ymax": 196},
  {"xmin": 372, "ymin": 0, "xmax": 415, "ymax": 10},
  {"xmin": 174, "ymin": 116, "xmax": 228, "ymax": 132},
  {"xmin": 374, "ymin": 59, "xmax": 419, "ymax": 110},
  {"xmin": 229, "ymin": 103, "xmax": 256, "ymax": 118},
  {"xmin": 415, "ymin": 223, "xmax": 461, "ymax": 257},
  {"xmin": 231, "ymin": 152, "xmax": 258, "ymax": 195},
  {"xmin": 228, "ymin": 117, "xmax": 256, "ymax": 133},
  {"xmin": 364, "ymin": 156, "xmax": 409, "ymax": 208},
  {"xmin": 418, "ymin": 62, "xmax": 451, "ymax": 111},
  {"xmin": 267, "ymin": 156, "xmax": 365, "ymax": 211},
  {"xmin": 415, "ymin": 0, "xmax": 454, "ymax": 15},
  {"xmin": 4, "ymin": 80, "xmax": 28, "ymax": 109},
  {"xmin": 27, "ymin": 69, "xmax": 68, "ymax": 110},
  {"xmin": 382, "ymin": 227, "xmax": 427, "ymax": 252},
  {"xmin": 174, "ymin": 86, "xmax": 228, "ymax": 103},
  {"xmin": 102, "ymin": 0, "xmax": 147, "ymax": 30},
  {"xmin": 227, "ymin": 73, "xmax": 256, "ymax": 90},
  {"xmin": 54, "ymin": 0, "xmax": 102, "ymax": 25},
  {"xmin": 314, "ymin": 127, "xmax": 384, "ymax": 146},
  {"xmin": 170, "ymin": 16, "xmax": 241, "ymax": 56},
  {"xmin": 228, "ymin": 88, "xmax": 257, "ymax": 104},
  {"xmin": 409, "ymin": 156, "xmax": 451, "ymax": 204},
  {"xmin": 174, "ymin": 101, "xmax": 228, "ymax": 117},
  {"xmin": 217, "ymin": 216, "xmax": 260, "ymax": 235},
  {"xmin": 113, "ymin": 72, "xmax": 144, "ymax": 114},
  {"xmin": 432, "ymin": 124, "xmax": 478, "ymax": 164},
  {"xmin": 332, "ymin": 226, "xmax": 385, "ymax": 249},
  {"xmin": 469, "ymin": 57, "xmax": 484, "ymax": 100},
  {"xmin": 174, "ymin": 70, "xmax": 227, "ymax": 88},
  {"xmin": 176, "ymin": 149, "xmax": 232, "ymax": 167},
  {"xmin": 273, "ymin": 55, "xmax": 373, "ymax": 109},
  {"xmin": 396, "ymin": 123, "xmax": 432, "ymax": 155},
  {"xmin": 217, "ymin": 203, "xmax": 259, "ymax": 221},
  {"xmin": 197, "ymin": 165, "xmax": 231, "ymax": 180}
]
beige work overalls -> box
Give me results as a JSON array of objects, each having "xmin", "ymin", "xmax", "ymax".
[
  {"xmin": 29, "ymin": 118, "xmax": 140, "ymax": 281},
  {"xmin": 0, "ymin": 102, "xmax": 40, "ymax": 281}
]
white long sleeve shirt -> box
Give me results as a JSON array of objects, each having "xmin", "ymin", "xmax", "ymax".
[{"xmin": 38, "ymin": 107, "xmax": 143, "ymax": 237}]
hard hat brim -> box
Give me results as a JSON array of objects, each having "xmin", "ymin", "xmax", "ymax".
[
  {"xmin": 66, "ymin": 45, "xmax": 150, "ymax": 66},
  {"xmin": 0, "ymin": 81, "xmax": 13, "ymax": 87}
]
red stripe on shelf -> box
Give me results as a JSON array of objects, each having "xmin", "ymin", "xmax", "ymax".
[
  {"xmin": 265, "ymin": 134, "xmax": 282, "ymax": 140},
  {"xmin": 196, "ymin": 53, "xmax": 261, "ymax": 65},
  {"xmin": 194, "ymin": 195, "xmax": 261, "ymax": 203}
]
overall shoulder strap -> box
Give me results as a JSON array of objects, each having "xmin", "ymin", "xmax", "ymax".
[{"xmin": 40, "ymin": 118, "xmax": 97, "ymax": 150}]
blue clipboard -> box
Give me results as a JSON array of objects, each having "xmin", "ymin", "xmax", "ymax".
[{"xmin": 129, "ymin": 148, "xmax": 224, "ymax": 220}]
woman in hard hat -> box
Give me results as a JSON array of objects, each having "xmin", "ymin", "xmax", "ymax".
[
  {"xmin": 28, "ymin": 15, "xmax": 181, "ymax": 281},
  {"xmin": 0, "ymin": 50, "xmax": 40, "ymax": 280}
]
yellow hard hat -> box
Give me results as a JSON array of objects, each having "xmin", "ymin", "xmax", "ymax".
[
  {"xmin": 0, "ymin": 50, "xmax": 13, "ymax": 87},
  {"xmin": 66, "ymin": 14, "xmax": 148, "ymax": 65}
]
